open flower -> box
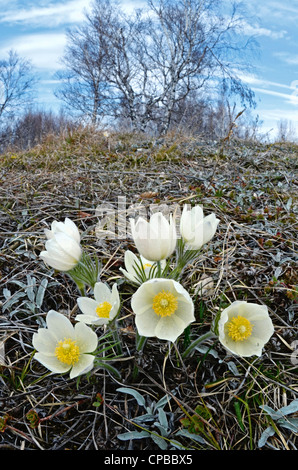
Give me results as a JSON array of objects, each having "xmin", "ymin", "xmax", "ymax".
[
  {"xmin": 130, "ymin": 212, "xmax": 177, "ymax": 261},
  {"xmin": 76, "ymin": 281, "xmax": 120, "ymax": 326},
  {"xmin": 131, "ymin": 278, "xmax": 195, "ymax": 342},
  {"xmin": 120, "ymin": 250, "xmax": 166, "ymax": 285},
  {"xmin": 217, "ymin": 301, "xmax": 274, "ymax": 357},
  {"xmin": 40, "ymin": 217, "xmax": 82, "ymax": 271},
  {"xmin": 180, "ymin": 204, "xmax": 219, "ymax": 250},
  {"xmin": 32, "ymin": 310, "xmax": 98, "ymax": 379}
]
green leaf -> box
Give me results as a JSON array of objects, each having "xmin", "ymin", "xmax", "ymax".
[
  {"xmin": 176, "ymin": 429, "xmax": 206, "ymax": 444},
  {"xmin": 97, "ymin": 361, "xmax": 121, "ymax": 379},
  {"xmin": 278, "ymin": 399, "xmax": 298, "ymax": 416},
  {"xmin": 116, "ymin": 387, "xmax": 146, "ymax": 407},
  {"xmin": 278, "ymin": 418, "xmax": 298, "ymax": 433},
  {"xmin": 157, "ymin": 408, "xmax": 168, "ymax": 430},
  {"xmin": 151, "ymin": 433, "xmax": 168, "ymax": 450},
  {"xmin": 155, "ymin": 393, "xmax": 173, "ymax": 410},
  {"xmin": 35, "ymin": 278, "xmax": 48, "ymax": 308},
  {"xmin": 118, "ymin": 430, "xmax": 150, "ymax": 440},
  {"xmin": 258, "ymin": 426, "xmax": 275, "ymax": 448}
]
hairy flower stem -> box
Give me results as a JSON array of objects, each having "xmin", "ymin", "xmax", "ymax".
[
  {"xmin": 133, "ymin": 332, "xmax": 148, "ymax": 380},
  {"xmin": 168, "ymin": 239, "xmax": 202, "ymax": 281},
  {"xmin": 107, "ymin": 321, "xmax": 123, "ymax": 356},
  {"xmin": 68, "ymin": 251, "xmax": 100, "ymax": 290}
]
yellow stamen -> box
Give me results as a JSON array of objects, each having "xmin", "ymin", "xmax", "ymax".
[
  {"xmin": 152, "ymin": 290, "xmax": 178, "ymax": 317},
  {"xmin": 55, "ymin": 338, "xmax": 80, "ymax": 365},
  {"xmin": 143, "ymin": 263, "xmax": 153, "ymax": 269},
  {"xmin": 227, "ymin": 315, "xmax": 253, "ymax": 342},
  {"xmin": 96, "ymin": 301, "xmax": 112, "ymax": 318}
]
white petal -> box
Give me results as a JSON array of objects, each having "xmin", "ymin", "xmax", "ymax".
[
  {"xmin": 130, "ymin": 214, "xmax": 176, "ymax": 261},
  {"xmin": 44, "ymin": 228, "xmax": 54, "ymax": 240},
  {"xmin": 32, "ymin": 328, "xmax": 57, "ymax": 355},
  {"xmin": 34, "ymin": 352, "xmax": 70, "ymax": 374},
  {"xmin": 75, "ymin": 314, "xmax": 97, "ymax": 325},
  {"xmin": 124, "ymin": 250, "xmax": 140, "ymax": 272},
  {"xmin": 180, "ymin": 205, "xmax": 203, "ymax": 241},
  {"xmin": 131, "ymin": 281, "xmax": 158, "ymax": 312},
  {"xmin": 46, "ymin": 310, "xmax": 75, "ymax": 341},
  {"xmin": 175, "ymin": 299, "xmax": 195, "ymax": 324},
  {"xmin": 135, "ymin": 307, "xmax": 159, "ymax": 337},
  {"xmin": 77, "ymin": 297, "xmax": 98, "ymax": 317},
  {"xmin": 49, "ymin": 218, "xmax": 80, "ymax": 244},
  {"xmin": 110, "ymin": 283, "xmax": 120, "ymax": 314},
  {"xmin": 39, "ymin": 251, "xmax": 75, "ymax": 271},
  {"xmin": 53, "ymin": 233, "xmax": 82, "ymax": 261},
  {"xmin": 119, "ymin": 267, "xmax": 139, "ymax": 284},
  {"xmin": 64, "ymin": 218, "xmax": 81, "ymax": 244},
  {"xmin": 94, "ymin": 282, "xmax": 112, "ymax": 302},
  {"xmin": 155, "ymin": 314, "xmax": 186, "ymax": 342},
  {"xmin": 200, "ymin": 214, "xmax": 219, "ymax": 244},
  {"xmin": 74, "ymin": 322, "xmax": 98, "ymax": 353},
  {"xmin": 152, "ymin": 212, "xmax": 169, "ymax": 240},
  {"xmin": 70, "ymin": 354, "xmax": 95, "ymax": 379}
]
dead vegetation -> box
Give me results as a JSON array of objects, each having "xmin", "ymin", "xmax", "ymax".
[{"xmin": 0, "ymin": 128, "xmax": 297, "ymax": 450}]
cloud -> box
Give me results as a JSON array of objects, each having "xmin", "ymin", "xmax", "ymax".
[
  {"xmin": 238, "ymin": 18, "xmax": 287, "ymax": 39},
  {"xmin": 265, "ymin": 109, "xmax": 298, "ymax": 120},
  {"xmin": 237, "ymin": 71, "xmax": 298, "ymax": 103},
  {"xmin": 252, "ymin": 87, "xmax": 298, "ymax": 106},
  {"xmin": 0, "ymin": 33, "xmax": 67, "ymax": 69},
  {"xmin": 269, "ymin": 1, "xmax": 298, "ymax": 19},
  {"xmin": 244, "ymin": 24, "xmax": 286, "ymax": 40},
  {"xmin": 274, "ymin": 52, "xmax": 298, "ymax": 66},
  {"xmin": 0, "ymin": 0, "xmax": 90, "ymax": 27},
  {"xmin": 238, "ymin": 72, "xmax": 293, "ymax": 90}
]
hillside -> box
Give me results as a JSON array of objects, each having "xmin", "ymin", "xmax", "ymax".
[{"xmin": 0, "ymin": 129, "xmax": 297, "ymax": 451}]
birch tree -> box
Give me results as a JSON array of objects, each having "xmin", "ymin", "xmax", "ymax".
[
  {"xmin": 55, "ymin": 0, "xmax": 256, "ymax": 133},
  {"xmin": 0, "ymin": 50, "xmax": 36, "ymax": 123}
]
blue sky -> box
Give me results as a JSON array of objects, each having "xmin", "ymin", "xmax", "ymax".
[{"xmin": 0, "ymin": 0, "xmax": 298, "ymax": 140}]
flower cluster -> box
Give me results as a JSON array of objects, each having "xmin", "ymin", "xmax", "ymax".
[{"xmin": 34, "ymin": 205, "xmax": 274, "ymax": 379}]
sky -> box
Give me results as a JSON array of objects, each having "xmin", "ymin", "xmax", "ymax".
[{"xmin": 0, "ymin": 0, "xmax": 298, "ymax": 140}]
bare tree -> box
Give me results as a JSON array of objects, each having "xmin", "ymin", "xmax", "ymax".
[
  {"xmin": 276, "ymin": 119, "xmax": 297, "ymax": 142},
  {"xmin": 0, "ymin": 50, "xmax": 37, "ymax": 123},
  {"xmin": 55, "ymin": 0, "xmax": 257, "ymax": 134},
  {"xmin": 0, "ymin": 107, "xmax": 75, "ymax": 152},
  {"xmin": 144, "ymin": 0, "xmax": 256, "ymax": 133},
  {"xmin": 89, "ymin": 2, "xmax": 145, "ymax": 128},
  {"xmin": 55, "ymin": 5, "xmax": 114, "ymax": 124}
]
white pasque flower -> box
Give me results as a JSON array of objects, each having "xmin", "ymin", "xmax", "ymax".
[
  {"xmin": 217, "ymin": 301, "xmax": 274, "ymax": 357},
  {"xmin": 40, "ymin": 217, "xmax": 82, "ymax": 271},
  {"xmin": 76, "ymin": 281, "xmax": 120, "ymax": 326},
  {"xmin": 131, "ymin": 278, "xmax": 195, "ymax": 342},
  {"xmin": 33, "ymin": 310, "xmax": 98, "ymax": 379},
  {"xmin": 120, "ymin": 250, "xmax": 166, "ymax": 285},
  {"xmin": 180, "ymin": 204, "xmax": 219, "ymax": 250},
  {"xmin": 130, "ymin": 212, "xmax": 177, "ymax": 261}
]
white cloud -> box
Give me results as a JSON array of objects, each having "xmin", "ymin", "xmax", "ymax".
[
  {"xmin": 238, "ymin": 19, "xmax": 287, "ymax": 40},
  {"xmin": 0, "ymin": 0, "xmax": 90, "ymax": 27},
  {"xmin": 262, "ymin": 108, "xmax": 298, "ymax": 121},
  {"xmin": 252, "ymin": 87, "xmax": 298, "ymax": 106},
  {"xmin": 273, "ymin": 51, "xmax": 298, "ymax": 66},
  {"xmin": 238, "ymin": 72, "xmax": 294, "ymax": 90},
  {"xmin": 269, "ymin": 1, "xmax": 298, "ymax": 19},
  {"xmin": 237, "ymin": 71, "xmax": 298, "ymax": 105},
  {"xmin": 245, "ymin": 24, "xmax": 286, "ymax": 40},
  {"xmin": 0, "ymin": 33, "xmax": 67, "ymax": 69}
]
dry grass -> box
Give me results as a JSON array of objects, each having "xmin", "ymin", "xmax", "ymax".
[{"xmin": 0, "ymin": 128, "xmax": 297, "ymax": 450}]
